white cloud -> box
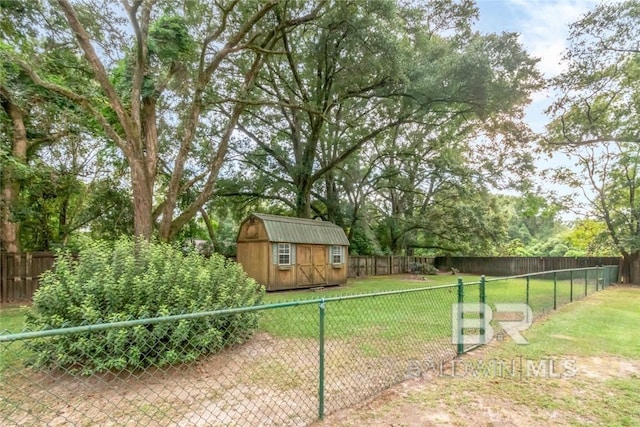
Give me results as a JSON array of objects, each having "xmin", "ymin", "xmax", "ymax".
[{"xmin": 505, "ymin": 0, "xmax": 598, "ymax": 78}]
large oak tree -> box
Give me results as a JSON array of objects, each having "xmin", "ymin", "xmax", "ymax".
[{"xmin": 3, "ymin": 0, "xmax": 323, "ymax": 240}]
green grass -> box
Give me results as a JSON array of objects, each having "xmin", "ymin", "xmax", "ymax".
[
  {"xmin": 257, "ymin": 274, "xmax": 604, "ymax": 343},
  {"xmin": 258, "ymin": 275, "xmax": 474, "ymax": 340},
  {"xmin": 0, "ymin": 306, "xmax": 30, "ymax": 374},
  {"xmin": 354, "ymin": 286, "xmax": 640, "ymax": 427},
  {"xmin": 489, "ymin": 286, "xmax": 640, "ymax": 424},
  {"xmin": 261, "ymin": 274, "xmax": 476, "ymax": 302},
  {"xmin": 0, "ymin": 306, "xmax": 27, "ymax": 333},
  {"xmin": 490, "ymin": 286, "xmax": 640, "ymax": 359}
]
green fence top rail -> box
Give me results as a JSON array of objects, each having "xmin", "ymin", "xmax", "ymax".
[
  {"xmin": 482, "ymin": 265, "xmax": 618, "ymax": 284},
  {"xmin": 0, "ymin": 265, "xmax": 618, "ymax": 343}
]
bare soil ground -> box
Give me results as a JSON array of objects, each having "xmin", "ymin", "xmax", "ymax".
[
  {"xmin": 313, "ymin": 349, "xmax": 640, "ymax": 427},
  {"xmin": 1, "ymin": 332, "xmax": 454, "ymax": 426}
]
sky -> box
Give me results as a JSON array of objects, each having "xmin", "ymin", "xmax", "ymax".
[
  {"xmin": 474, "ymin": 0, "xmax": 600, "ymax": 132},
  {"xmin": 471, "ymin": 0, "xmax": 603, "ymax": 217}
]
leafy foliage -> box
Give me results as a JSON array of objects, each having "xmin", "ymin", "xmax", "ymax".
[
  {"xmin": 546, "ymin": 0, "xmax": 640, "ymax": 281},
  {"xmin": 25, "ymin": 238, "xmax": 264, "ymax": 375}
]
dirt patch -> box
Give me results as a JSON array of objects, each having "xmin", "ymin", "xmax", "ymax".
[
  {"xmin": 2, "ymin": 333, "xmax": 320, "ymax": 426},
  {"xmin": 396, "ymin": 273, "xmax": 462, "ymax": 282},
  {"xmin": 0, "ymin": 332, "xmax": 456, "ymax": 426},
  {"xmin": 574, "ymin": 355, "xmax": 640, "ymax": 380},
  {"xmin": 314, "ymin": 349, "xmax": 640, "ymax": 427}
]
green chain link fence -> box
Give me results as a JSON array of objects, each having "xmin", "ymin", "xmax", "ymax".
[{"xmin": 0, "ymin": 265, "xmax": 618, "ymax": 425}]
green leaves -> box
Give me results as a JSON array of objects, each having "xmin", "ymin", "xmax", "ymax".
[
  {"xmin": 25, "ymin": 238, "xmax": 265, "ymax": 375},
  {"xmin": 148, "ymin": 15, "xmax": 195, "ymax": 64}
]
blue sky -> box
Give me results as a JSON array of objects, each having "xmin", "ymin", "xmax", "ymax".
[
  {"xmin": 474, "ymin": 0, "xmax": 600, "ymax": 132},
  {"xmin": 470, "ymin": 1, "xmax": 606, "ymax": 215}
]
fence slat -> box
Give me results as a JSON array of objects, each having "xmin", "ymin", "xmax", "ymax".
[
  {"xmin": 433, "ymin": 256, "xmax": 621, "ymax": 276},
  {"xmin": 0, "ymin": 251, "xmax": 57, "ymax": 303}
]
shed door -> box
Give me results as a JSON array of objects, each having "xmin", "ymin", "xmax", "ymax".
[
  {"xmin": 312, "ymin": 246, "xmax": 327, "ymax": 285},
  {"xmin": 296, "ymin": 245, "xmax": 328, "ymax": 287},
  {"xmin": 297, "ymin": 245, "xmax": 314, "ymax": 286}
]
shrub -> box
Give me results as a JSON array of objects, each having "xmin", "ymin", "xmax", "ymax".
[
  {"xmin": 421, "ymin": 264, "xmax": 439, "ymax": 275},
  {"xmin": 25, "ymin": 238, "xmax": 264, "ymax": 375}
]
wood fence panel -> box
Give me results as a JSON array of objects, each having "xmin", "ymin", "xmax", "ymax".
[
  {"xmin": 347, "ymin": 255, "xmax": 436, "ymax": 277},
  {"xmin": 1, "ymin": 252, "xmax": 56, "ymax": 303},
  {"xmin": 434, "ymin": 256, "xmax": 621, "ymax": 276},
  {"xmin": 2, "ymin": 253, "xmax": 621, "ymax": 300}
]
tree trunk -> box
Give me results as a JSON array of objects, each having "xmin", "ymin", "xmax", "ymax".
[
  {"xmin": 200, "ymin": 208, "xmax": 216, "ymax": 244},
  {"xmin": 295, "ymin": 174, "xmax": 313, "ymax": 218},
  {"xmin": 1, "ymin": 97, "xmax": 27, "ymax": 252},
  {"xmin": 1, "ymin": 176, "xmax": 21, "ymax": 253},
  {"xmin": 130, "ymin": 160, "xmax": 154, "ymax": 239},
  {"xmin": 621, "ymin": 252, "xmax": 640, "ymax": 284},
  {"xmin": 324, "ymin": 172, "xmax": 344, "ymax": 225}
]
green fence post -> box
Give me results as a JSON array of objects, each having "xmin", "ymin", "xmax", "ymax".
[
  {"xmin": 479, "ymin": 275, "xmax": 486, "ymax": 345},
  {"xmin": 457, "ymin": 277, "xmax": 464, "ymax": 356},
  {"xmin": 318, "ymin": 298, "xmax": 326, "ymax": 420},
  {"xmin": 553, "ymin": 272, "xmax": 557, "ymax": 310},
  {"xmin": 570, "ymin": 270, "xmax": 574, "ymax": 302},
  {"xmin": 596, "ymin": 268, "xmax": 600, "ymax": 291},
  {"xmin": 584, "ymin": 270, "xmax": 588, "ymax": 297}
]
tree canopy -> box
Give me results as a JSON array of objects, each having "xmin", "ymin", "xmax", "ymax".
[
  {"xmin": 5, "ymin": 0, "xmax": 625, "ymax": 266},
  {"xmin": 546, "ymin": 0, "xmax": 640, "ymax": 282}
]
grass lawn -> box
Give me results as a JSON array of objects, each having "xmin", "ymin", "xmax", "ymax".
[
  {"xmin": 0, "ymin": 305, "xmax": 27, "ymax": 334},
  {"xmin": 258, "ymin": 273, "xmax": 602, "ymax": 341},
  {"xmin": 320, "ymin": 286, "xmax": 640, "ymax": 426},
  {"xmin": 259, "ymin": 274, "xmax": 478, "ymax": 340},
  {"xmin": 0, "ymin": 273, "xmax": 604, "ymax": 371},
  {"xmin": 261, "ymin": 274, "xmax": 477, "ymax": 302},
  {"xmin": 0, "ymin": 305, "xmax": 31, "ymax": 374}
]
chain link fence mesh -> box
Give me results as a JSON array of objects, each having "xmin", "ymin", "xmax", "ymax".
[{"xmin": 0, "ymin": 266, "xmax": 618, "ymax": 425}]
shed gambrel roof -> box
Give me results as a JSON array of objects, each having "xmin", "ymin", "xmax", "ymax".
[{"xmin": 249, "ymin": 213, "xmax": 349, "ymax": 246}]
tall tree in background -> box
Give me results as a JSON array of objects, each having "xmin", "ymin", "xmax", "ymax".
[
  {"xmin": 231, "ymin": 0, "xmax": 540, "ymax": 222},
  {"xmin": 547, "ymin": 0, "xmax": 640, "ymax": 282},
  {"xmin": 3, "ymin": 0, "xmax": 323, "ymax": 240},
  {"xmin": 1, "ymin": 1, "xmax": 96, "ymax": 251},
  {"xmin": 551, "ymin": 143, "xmax": 640, "ymax": 281},
  {"xmin": 2, "ymin": 0, "xmax": 545, "ymax": 255}
]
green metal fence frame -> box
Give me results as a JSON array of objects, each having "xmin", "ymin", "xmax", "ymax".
[{"xmin": 0, "ymin": 265, "xmax": 619, "ymax": 424}]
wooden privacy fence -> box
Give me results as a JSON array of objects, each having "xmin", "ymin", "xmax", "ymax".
[
  {"xmin": 347, "ymin": 256, "xmax": 435, "ymax": 278},
  {"xmin": 434, "ymin": 256, "xmax": 622, "ymax": 276},
  {"xmin": 1, "ymin": 253, "xmax": 622, "ymax": 302},
  {"xmin": 1, "ymin": 252, "xmax": 57, "ymax": 303}
]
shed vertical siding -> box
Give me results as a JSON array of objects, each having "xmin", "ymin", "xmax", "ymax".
[
  {"xmin": 269, "ymin": 248, "xmax": 297, "ymax": 291},
  {"xmin": 326, "ymin": 250, "xmax": 348, "ymax": 285},
  {"xmin": 236, "ymin": 218, "xmax": 270, "ymax": 287},
  {"xmin": 237, "ymin": 241, "xmax": 269, "ymax": 286}
]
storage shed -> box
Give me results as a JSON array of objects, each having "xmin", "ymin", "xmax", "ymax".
[{"xmin": 236, "ymin": 213, "xmax": 350, "ymax": 291}]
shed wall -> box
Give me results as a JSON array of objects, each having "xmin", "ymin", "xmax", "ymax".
[
  {"xmin": 326, "ymin": 253, "xmax": 348, "ymax": 285},
  {"xmin": 237, "ymin": 241, "xmax": 269, "ymax": 286}
]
